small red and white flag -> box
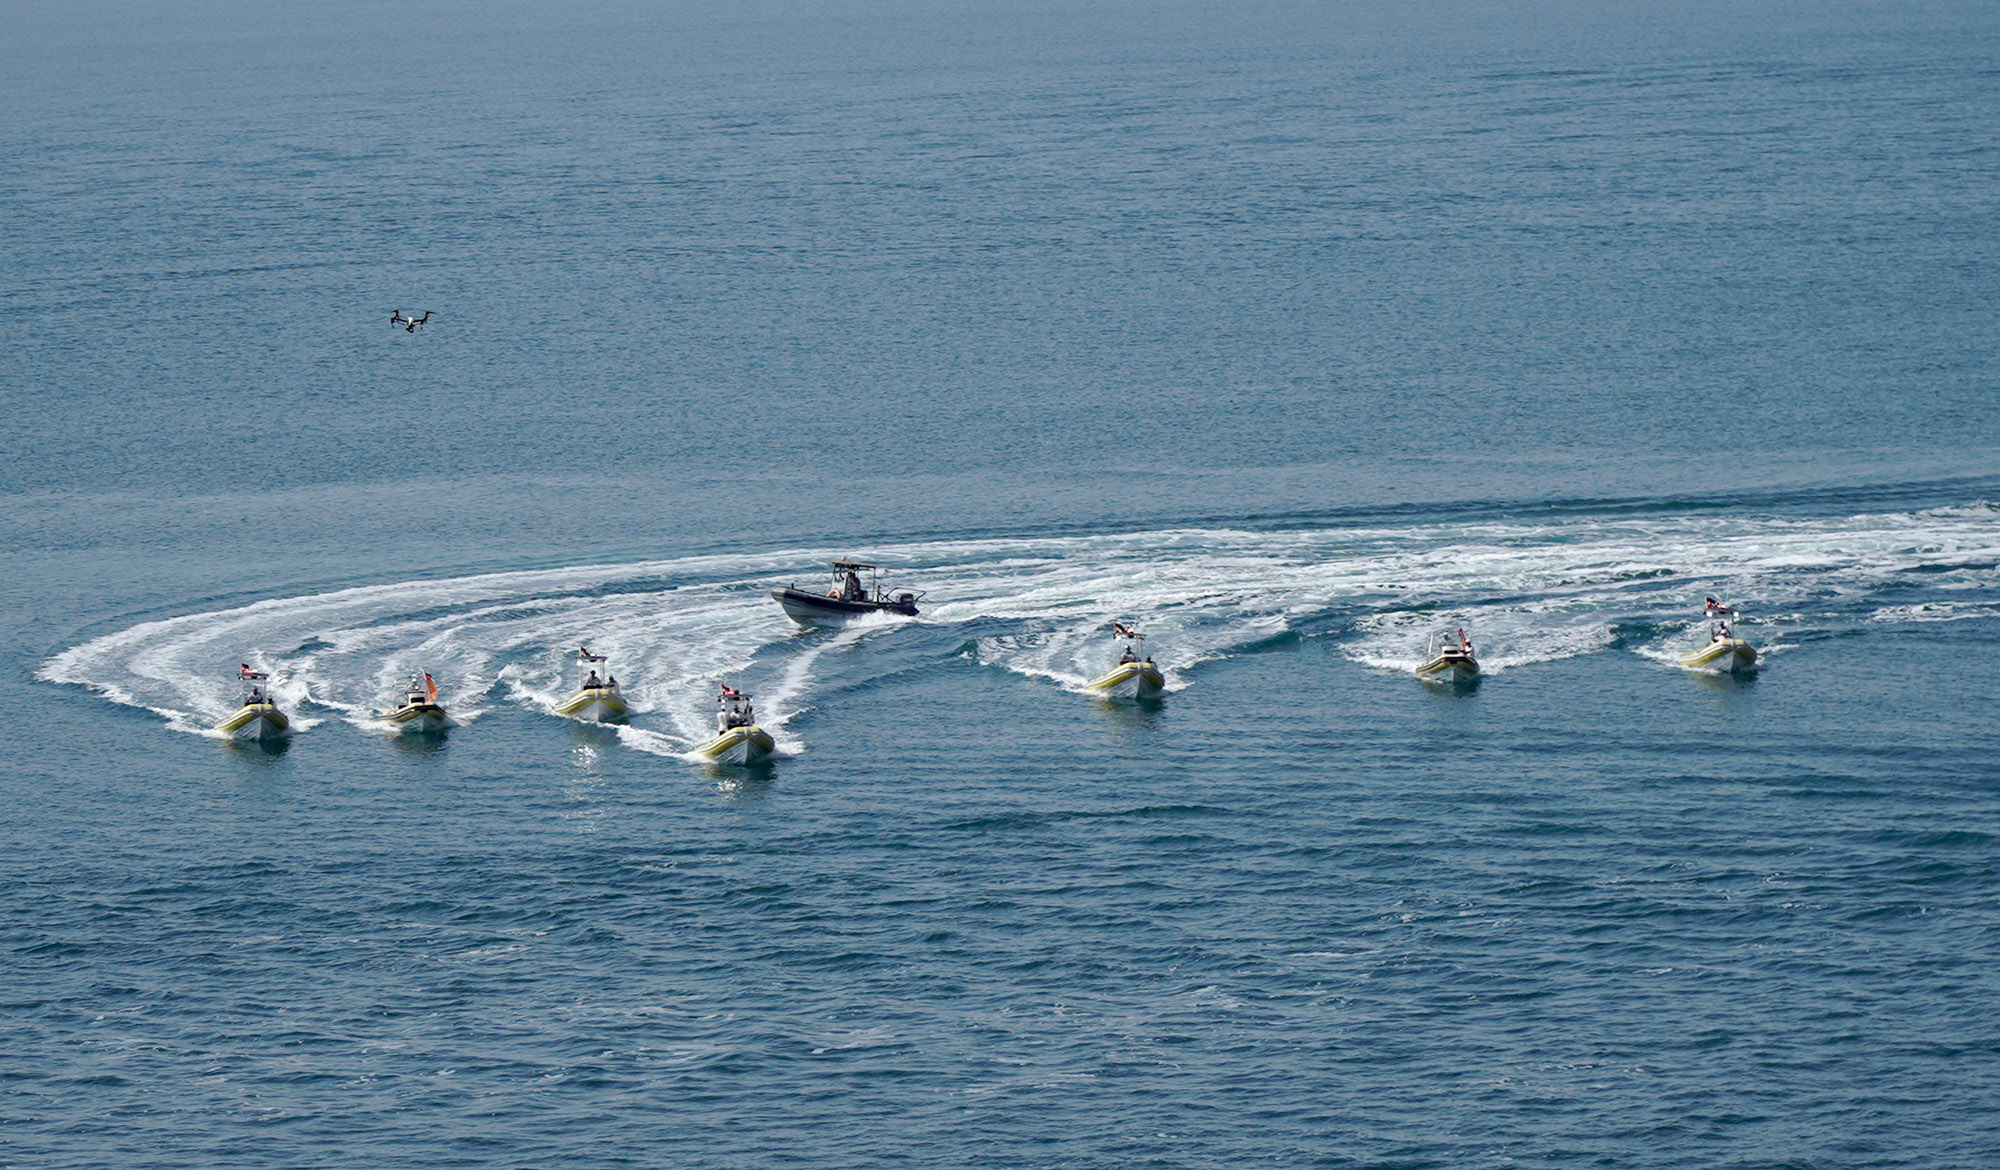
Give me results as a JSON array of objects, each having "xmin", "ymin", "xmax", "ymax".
[
  {"xmin": 238, "ymin": 663, "xmax": 267, "ymax": 680},
  {"xmin": 1704, "ymin": 597, "xmax": 1735, "ymax": 616},
  {"xmin": 578, "ymin": 647, "xmax": 606, "ymax": 663},
  {"xmin": 1113, "ymin": 622, "xmax": 1137, "ymax": 639},
  {"xmin": 720, "ymin": 685, "xmax": 742, "ymax": 700}
]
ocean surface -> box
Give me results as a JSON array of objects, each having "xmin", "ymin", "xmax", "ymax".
[{"xmin": 5, "ymin": 2, "xmax": 2000, "ymax": 1166}]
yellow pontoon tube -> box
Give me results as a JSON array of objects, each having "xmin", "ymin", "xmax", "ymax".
[
  {"xmin": 217, "ymin": 700, "xmax": 290, "ymax": 739},
  {"xmin": 1680, "ymin": 636, "xmax": 1756, "ymax": 673},
  {"xmin": 693, "ymin": 724, "xmax": 776, "ymax": 764},
  {"xmin": 1084, "ymin": 659, "xmax": 1166, "ymax": 700},
  {"xmin": 555, "ymin": 685, "xmax": 628, "ymax": 721}
]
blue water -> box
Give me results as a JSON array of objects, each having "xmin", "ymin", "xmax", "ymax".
[{"xmin": 6, "ymin": 2, "xmax": 2000, "ymax": 1165}]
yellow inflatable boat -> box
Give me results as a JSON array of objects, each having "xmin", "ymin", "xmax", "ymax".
[
  {"xmin": 1681, "ymin": 599, "xmax": 1757, "ymax": 674},
  {"xmin": 217, "ymin": 664, "xmax": 290, "ymax": 739},
  {"xmin": 379, "ymin": 671, "xmax": 448, "ymax": 733},
  {"xmin": 693, "ymin": 686, "xmax": 774, "ymax": 763},
  {"xmin": 693, "ymin": 725, "xmax": 776, "ymax": 764},
  {"xmin": 556, "ymin": 647, "xmax": 629, "ymax": 722},
  {"xmin": 1416, "ymin": 628, "xmax": 1480, "ymax": 686},
  {"xmin": 1085, "ymin": 623, "xmax": 1165, "ymax": 700}
]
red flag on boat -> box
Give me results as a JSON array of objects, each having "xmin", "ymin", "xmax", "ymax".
[
  {"xmin": 1704, "ymin": 597, "xmax": 1735, "ymax": 616},
  {"xmin": 424, "ymin": 673, "xmax": 437, "ymax": 702},
  {"xmin": 720, "ymin": 685, "xmax": 742, "ymax": 700},
  {"xmin": 1113, "ymin": 622, "xmax": 1136, "ymax": 638},
  {"xmin": 238, "ymin": 663, "xmax": 266, "ymax": 680}
]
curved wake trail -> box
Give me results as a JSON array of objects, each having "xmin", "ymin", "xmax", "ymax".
[{"xmin": 38, "ymin": 503, "xmax": 2000, "ymax": 738}]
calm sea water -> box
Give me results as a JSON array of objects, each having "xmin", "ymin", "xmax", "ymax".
[{"xmin": 5, "ymin": 2, "xmax": 2000, "ymax": 1166}]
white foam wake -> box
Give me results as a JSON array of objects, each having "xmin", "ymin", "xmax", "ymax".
[{"xmin": 38, "ymin": 502, "xmax": 2000, "ymax": 737}]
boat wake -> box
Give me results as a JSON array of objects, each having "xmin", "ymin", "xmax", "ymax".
[{"xmin": 38, "ymin": 502, "xmax": 1999, "ymax": 742}]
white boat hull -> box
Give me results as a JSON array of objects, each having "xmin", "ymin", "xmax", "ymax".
[
  {"xmin": 1084, "ymin": 661, "xmax": 1165, "ymax": 700},
  {"xmin": 216, "ymin": 702, "xmax": 290, "ymax": 740},
  {"xmin": 693, "ymin": 725, "xmax": 775, "ymax": 764},
  {"xmin": 382, "ymin": 703, "xmax": 448, "ymax": 733},
  {"xmin": 1681, "ymin": 638, "xmax": 1757, "ymax": 674},
  {"xmin": 556, "ymin": 686, "xmax": 628, "ymax": 723},
  {"xmin": 1417, "ymin": 656, "xmax": 1480, "ymax": 686}
]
